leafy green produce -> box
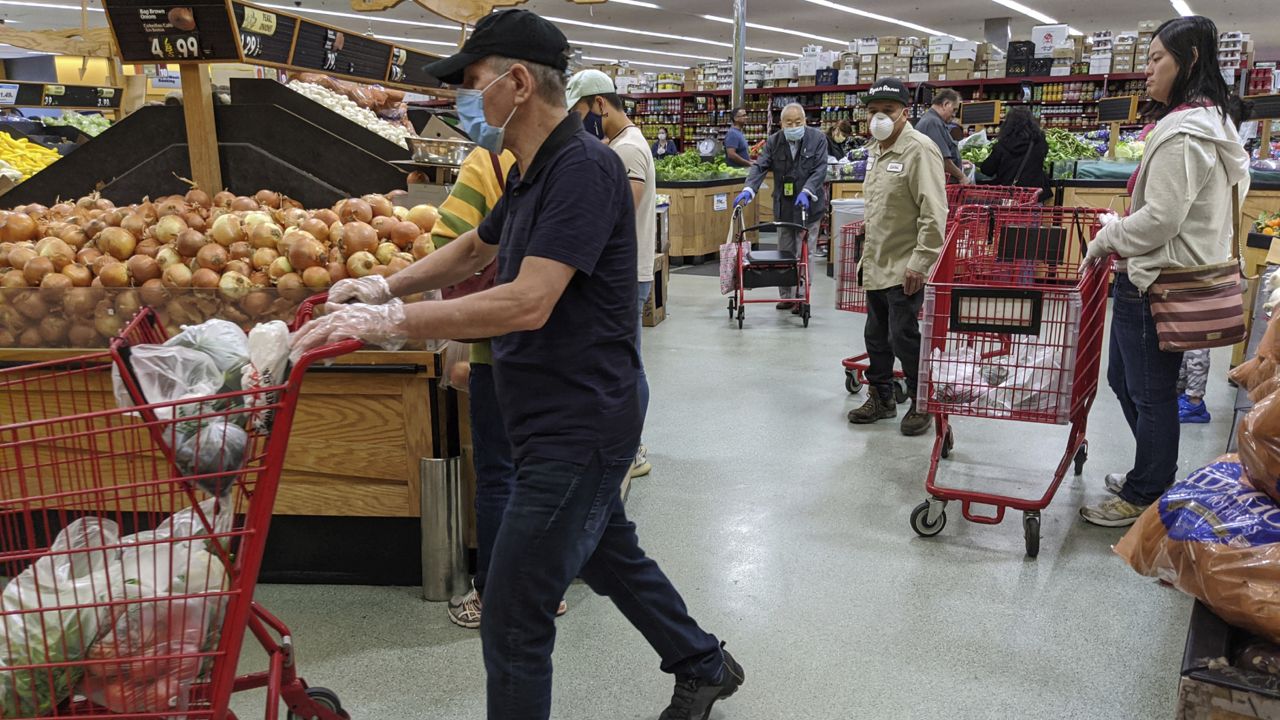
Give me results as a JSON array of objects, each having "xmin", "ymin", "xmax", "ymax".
[
  {"xmin": 1044, "ymin": 129, "xmax": 1100, "ymax": 169},
  {"xmin": 961, "ymin": 142, "xmax": 992, "ymax": 165},
  {"xmin": 1115, "ymin": 140, "xmax": 1145, "ymax": 161},
  {"xmin": 655, "ymin": 150, "xmax": 748, "ymax": 182},
  {"xmin": 42, "ymin": 110, "xmax": 111, "ymax": 137}
]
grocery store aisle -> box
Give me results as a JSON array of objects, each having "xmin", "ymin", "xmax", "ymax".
[{"xmin": 236, "ymin": 265, "xmax": 1234, "ymax": 719}]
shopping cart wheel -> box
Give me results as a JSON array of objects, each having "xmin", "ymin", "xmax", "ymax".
[
  {"xmin": 1073, "ymin": 443, "xmax": 1089, "ymax": 476},
  {"xmin": 845, "ymin": 371, "xmax": 862, "ymax": 395},
  {"xmin": 737, "ymin": 305, "xmax": 745, "ymax": 329},
  {"xmin": 1023, "ymin": 513, "xmax": 1041, "ymax": 559},
  {"xmin": 910, "ymin": 501, "xmax": 946, "ymax": 537},
  {"xmin": 289, "ymin": 687, "xmax": 349, "ymax": 720},
  {"xmin": 728, "ymin": 297, "xmax": 737, "ymax": 318},
  {"xmin": 802, "ymin": 304, "xmax": 811, "ymax": 328},
  {"xmin": 893, "ymin": 379, "xmax": 909, "ymax": 404}
]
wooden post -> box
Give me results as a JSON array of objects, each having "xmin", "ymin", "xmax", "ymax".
[
  {"xmin": 1107, "ymin": 121, "xmax": 1120, "ymax": 160},
  {"xmin": 1262, "ymin": 120, "xmax": 1274, "ymax": 160},
  {"xmin": 179, "ymin": 63, "xmax": 222, "ymax": 193},
  {"xmin": 458, "ymin": 22, "xmax": 466, "ymax": 49}
]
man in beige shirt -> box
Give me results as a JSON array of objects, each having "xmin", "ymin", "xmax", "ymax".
[{"xmin": 848, "ymin": 79, "xmax": 948, "ymax": 436}]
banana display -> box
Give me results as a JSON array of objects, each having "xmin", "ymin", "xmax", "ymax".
[{"xmin": 0, "ymin": 131, "xmax": 61, "ymax": 180}]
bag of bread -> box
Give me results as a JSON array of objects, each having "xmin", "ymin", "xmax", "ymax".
[
  {"xmin": 1116, "ymin": 458, "xmax": 1280, "ymax": 643},
  {"xmin": 1239, "ymin": 390, "xmax": 1280, "ymax": 504}
]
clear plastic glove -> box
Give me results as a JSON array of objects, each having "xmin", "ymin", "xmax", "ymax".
[
  {"xmin": 734, "ymin": 188, "xmax": 754, "ymax": 207},
  {"xmin": 1099, "ymin": 212, "xmax": 1120, "ymax": 226},
  {"xmin": 290, "ymin": 300, "xmax": 407, "ymax": 365},
  {"xmin": 326, "ymin": 274, "xmax": 392, "ymax": 312}
]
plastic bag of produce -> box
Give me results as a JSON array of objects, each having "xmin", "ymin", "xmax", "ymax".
[
  {"xmin": 1, "ymin": 518, "xmax": 124, "ymax": 717},
  {"xmin": 165, "ymin": 318, "xmax": 250, "ymax": 378},
  {"xmin": 1238, "ymin": 389, "xmax": 1280, "ymax": 505},
  {"xmin": 111, "ymin": 344, "xmax": 223, "ymax": 417},
  {"xmin": 172, "ymin": 417, "xmax": 249, "ymax": 497},
  {"xmin": 80, "ymin": 500, "xmax": 231, "ymax": 714},
  {"xmin": 239, "ymin": 321, "xmax": 290, "ymax": 433},
  {"xmin": 1116, "ymin": 458, "xmax": 1280, "ymax": 643},
  {"xmin": 979, "ymin": 347, "xmax": 1063, "ymax": 415},
  {"xmin": 441, "ymin": 341, "xmax": 471, "ymax": 393},
  {"xmin": 927, "ymin": 347, "xmax": 986, "ymax": 404}
]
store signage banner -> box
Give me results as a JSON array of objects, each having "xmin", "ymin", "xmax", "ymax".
[{"xmin": 0, "ymin": 83, "xmax": 18, "ymax": 106}]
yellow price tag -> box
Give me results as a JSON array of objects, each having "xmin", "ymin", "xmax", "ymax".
[{"xmin": 242, "ymin": 7, "xmax": 277, "ymax": 36}]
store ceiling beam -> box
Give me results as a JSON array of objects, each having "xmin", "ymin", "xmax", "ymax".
[{"xmin": 0, "ymin": 25, "xmax": 113, "ymax": 56}]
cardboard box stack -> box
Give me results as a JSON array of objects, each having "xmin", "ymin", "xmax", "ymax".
[
  {"xmin": 1135, "ymin": 20, "xmax": 1157, "ymax": 72},
  {"xmin": 1089, "ymin": 31, "xmax": 1113, "ymax": 75},
  {"xmin": 947, "ymin": 40, "xmax": 988, "ymax": 81},
  {"xmin": 1112, "ymin": 31, "xmax": 1137, "ymax": 73},
  {"xmin": 1032, "ymin": 24, "xmax": 1070, "ymax": 58},
  {"xmin": 1006, "ymin": 40, "xmax": 1033, "ymax": 77},
  {"xmin": 1218, "ymin": 31, "xmax": 1250, "ymax": 78},
  {"xmin": 928, "ymin": 35, "xmax": 950, "ymax": 81}
]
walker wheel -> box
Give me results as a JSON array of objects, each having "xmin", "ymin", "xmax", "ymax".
[
  {"xmin": 1024, "ymin": 513, "xmax": 1041, "ymax": 559},
  {"xmin": 802, "ymin": 304, "xmax": 811, "ymax": 328},
  {"xmin": 737, "ymin": 305, "xmax": 744, "ymax": 329},
  {"xmin": 910, "ymin": 501, "xmax": 946, "ymax": 537},
  {"xmin": 845, "ymin": 371, "xmax": 862, "ymax": 395},
  {"xmin": 288, "ymin": 687, "xmax": 349, "ymax": 720}
]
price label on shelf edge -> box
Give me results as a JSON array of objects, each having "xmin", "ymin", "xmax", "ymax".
[{"xmin": 150, "ymin": 33, "xmax": 202, "ymax": 60}]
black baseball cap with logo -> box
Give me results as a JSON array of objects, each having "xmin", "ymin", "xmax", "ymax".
[
  {"xmin": 864, "ymin": 78, "xmax": 911, "ymax": 106},
  {"xmin": 424, "ymin": 9, "xmax": 570, "ymax": 86}
]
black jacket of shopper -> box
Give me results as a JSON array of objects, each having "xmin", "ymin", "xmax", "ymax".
[{"xmin": 980, "ymin": 128, "xmax": 1052, "ymax": 202}]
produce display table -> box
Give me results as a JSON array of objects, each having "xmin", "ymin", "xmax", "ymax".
[
  {"xmin": 830, "ymin": 181, "xmax": 864, "ymax": 201},
  {"xmin": 0, "ymin": 347, "xmax": 469, "ymax": 585},
  {"xmin": 659, "ymin": 177, "xmax": 757, "ymax": 262}
]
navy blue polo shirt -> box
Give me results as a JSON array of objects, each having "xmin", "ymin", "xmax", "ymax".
[{"xmin": 476, "ymin": 113, "xmax": 642, "ymax": 464}]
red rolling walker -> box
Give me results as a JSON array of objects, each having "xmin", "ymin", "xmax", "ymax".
[
  {"xmin": 0, "ymin": 301, "xmax": 359, "ymax": 719},
  {"xmin": 912, "ymin": 205, "xmax": 1110, "ymax": 558},
  {"xmin": 727, "ymin": 204, "xmax": 813, "ymax": 328}
]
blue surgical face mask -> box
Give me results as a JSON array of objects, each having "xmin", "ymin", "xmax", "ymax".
[
  {"xmin": 784, "ymin": 125, "xmax": 805, "ymax": 142},
  {"xmin": 455, "ymin": 71, "xmax": 517, "ymax": 153}
]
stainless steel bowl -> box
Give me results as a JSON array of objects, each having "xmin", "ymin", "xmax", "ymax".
[{"xmin": 409, "ymin": 137, "xmax": 475, "ymax": 166}]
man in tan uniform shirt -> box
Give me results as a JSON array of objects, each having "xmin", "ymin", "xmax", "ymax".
[{"xmin": 848, "ymin": 79, "xmax": 948, "ymax": 436}]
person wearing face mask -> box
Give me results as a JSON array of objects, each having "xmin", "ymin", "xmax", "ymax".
[
  {"xmin": 847, "ymin": 78, "xmax": 947, "ymax": 436},
  {"xmin": 298, "ymin": 10, "xmax": 742, "ymax": 720},
  {"xmin": 566, "ymin": 69, "xmax": 658, "ymax": 480},
  {"xmin": 826, "ymin": 119, "xmax": 854, "ymax": 159},
  {"xmin": 652, "ymin": 126, "xmax": 678, "ymax": 157},
  {"xmin": 915, "ymin": 88, "xmax": 968, "ymax": 184},
  {"xmin": 735, "ymin": 103, "xmax": 829, "ymax": 312}
]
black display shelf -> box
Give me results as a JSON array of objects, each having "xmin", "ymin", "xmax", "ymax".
[
  {"xmin": 229, "ymin": 77, "xmax": 410, "ymax": 162},
  {"xmin": 0, "ymin": 103, "xmax": 408, "ymax": 208}
]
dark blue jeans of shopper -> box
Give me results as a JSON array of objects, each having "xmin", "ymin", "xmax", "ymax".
[
  {"xmin": 481, "ymin": 451, "xmax": 722, "ymax": 720},
  {"xmin": 1107, "ymin": 273, "xmax": 1185, "ymax": 506},
  {"xmin": 636, "ymin": 280, "xmax": 652, "ymax": 443},
  {"xmin": 468, "ymin": 363, "xmax": 515, "ymax": 598}
]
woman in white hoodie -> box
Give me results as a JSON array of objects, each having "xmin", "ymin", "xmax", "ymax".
[{"xmin": 1079, "ymin": 15, "xmax": 1252, "ymax": 527}]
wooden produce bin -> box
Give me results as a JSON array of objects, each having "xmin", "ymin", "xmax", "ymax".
[
  {"xmin": 660, "ymin": 178, "xmax": 758, "ymax": 262},
  {"xmin": 0, "ymin": 347, "xmax": 467, "ymax": 585},
  {"xmin": 1061, "ymin": 182, "xmax": 1131, "ymax": 213},
  {"xmin": 829, "ymin": 181, "xmax": 864, "ymax": 201}
]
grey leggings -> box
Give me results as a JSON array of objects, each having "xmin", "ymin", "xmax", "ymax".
[{"xmin": 1178, "ymin": 349, "xmax": 1210, "ymax": 400}]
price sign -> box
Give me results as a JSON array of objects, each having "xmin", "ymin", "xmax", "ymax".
[
  {"xmin": 959, "ymin": 100, "xmax": 1001, "ymax": 127},
  {"xmin": 291, "ymin": 20, "xmax": 391, "ymax": 84},
  {"xmin": 0, "ymin": 83, "xmax": 18, "ymax": 106},
  {"xmin": 1098, "ymin": 95, "xmax": 1139, "ymax": 123},
  {"xmin": 232, "ymin": 1, "xmax": 295, "ymax": 66},
  {"xmin": 102, "ymin": 0, "xmax": 240, "ymax": 63},
  {"xmin": 388, "ymin": 46, "xmax": 442, "ymax": 88},
  {"xmin": 1247, "ymin": 94, "xmax": 1280, "ymax": 121}
]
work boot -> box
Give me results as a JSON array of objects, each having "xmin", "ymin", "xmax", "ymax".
[
  {"xmin": 848, "ymin": 389, "xmax": 897, "ymax": 424},
  {"xmin": 658, "ymin": 644, "xmax": 744, "ymax": 720},
  {"xmin": 900, "ymin": 400, "xmax": 932, "ymax": 436}
]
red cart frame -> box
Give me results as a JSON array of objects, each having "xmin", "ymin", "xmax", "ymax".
[
  {"xmin": 910, "ymin": 205, "xmax": 1110, "ymax": 557},
  {"xmin": 0, "ymin": 304, "xmax": 358, "ymax": 719},
  {"xmin": 727, "ymin": 204, "xmax": 813, "ymax": 328},
  {"xmin": 945, "ymin": 184, "xmax": 1042, "ymax": 209}
]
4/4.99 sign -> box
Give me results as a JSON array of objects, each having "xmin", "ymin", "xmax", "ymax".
[{"xmin": 103, "ymin": 0, "xmax": 240, "ymax": 63}]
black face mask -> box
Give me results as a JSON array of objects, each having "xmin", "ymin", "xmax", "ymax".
[{"xmin": 583, "ymin": 110, "xmax": 605, "ymax": 140}]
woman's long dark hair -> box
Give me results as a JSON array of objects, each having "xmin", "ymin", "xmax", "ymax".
[
  {"xmin": 998, "ymin": 107, "xmax": 1043, "ymax": 143},
  {"xmin": 1148, "ymin": 16, "xmax": 1232, "ymax": 121}
]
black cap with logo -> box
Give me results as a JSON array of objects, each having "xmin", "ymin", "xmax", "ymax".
[
  {"xmin": 864, "ymin": 78, "xmax": 911, "ymax": 106},
  {"xmin": 424, "ymin": 9, "xmax": 570, "ymax": 86}
]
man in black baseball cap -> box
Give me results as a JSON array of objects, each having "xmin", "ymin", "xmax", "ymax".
[{"xmin": 300, "ymin": 9, "xmax": 744, "ymax": 720}]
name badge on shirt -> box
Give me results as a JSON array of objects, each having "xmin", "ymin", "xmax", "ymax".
[{"xmin": 886, "ymin": 162, "xmax": 904, "ymax": 173}]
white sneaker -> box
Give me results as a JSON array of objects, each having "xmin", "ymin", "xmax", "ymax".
[
  {"xmin": 448, "ymin": 589, "xmax": 482, "ymax": 629},
  {"xmin": 1104, "ymin": 473, "xmax": 1127, "ymax": 495},
  {"xmin": 1080, "ymin": 496, "xmax": 1147, "ymax": 528},
  {"xmin": 631, "ymin": 445, "xmax": 652, "ymax": 478}
]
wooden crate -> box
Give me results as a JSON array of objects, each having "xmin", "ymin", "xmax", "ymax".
[{"xmin": 662, "ymin": 179, "xmax": 757, "ymax": 260}]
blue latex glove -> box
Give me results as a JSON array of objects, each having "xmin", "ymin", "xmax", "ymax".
[
  {"xmin": 734, "ymin": 189, "xmax": 754, "ymax": 207},
  {"xmin": 795, "ymin": 192, "xmax": 811, "ymax": 211}
]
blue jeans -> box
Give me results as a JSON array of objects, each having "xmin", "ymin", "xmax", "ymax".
[
  {"xmin": 636, "ymin": 280, "xmax": 652, "ymax": 443},
  {"xmin": 481, "ymin": 451, "xmax": 723, "ymax": 719},
  {"xmin": 1107, "ymin": 274, "xmax": 1185, "ymax": 506},
  {"xmin": 468, "ymin": 363, "xmax": 515, "ymax": 598}
]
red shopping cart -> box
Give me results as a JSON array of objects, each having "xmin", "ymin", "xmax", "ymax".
[
  {"xmin": 727, "ymin": 204, "xmax": 813, "ymax": 328},
  {"xmin": 911, "ymin": 205, "xmax": 1110, "ymax": 558},
  {"xmin": 834, "ymin": 220, "xmax": 909, "ymax": 402},
  {"xmin": 945, "ymin": 184, "xmax": 1042, "ymax": 211},
  {"xmin": 0, "ymin": 304, "xmax": 359, "ymax": 719}
]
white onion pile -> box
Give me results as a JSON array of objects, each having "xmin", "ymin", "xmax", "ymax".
[{"xmin": 287, "ymin": 81, "xmax": 413, "ymax": 148}]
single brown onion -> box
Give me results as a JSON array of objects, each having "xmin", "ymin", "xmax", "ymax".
[
  {"xmin": 280, "ymin": 207, "xmax": 308, "ymax": 228},
  {"xmin": 196, "ymin": 243, "xmax": 229, "ymax": 272},
  {"xmin": 7, "ymin": 246, "xmax": 36, "ymax": 271},
  {"xmin": 406, "ymin": 171, "xmax": 428, "ymax": 184},
  {"xmin": 387, "ymin": 257, "xmax": 411, "ymax": 274},
  {"xmin": 1, "ymin": 270, "xmax": 28, "ymax": 288},
  {"xmin": 23, "ymin": 256, "xmax": 54, "ymax": 286},
  {"xmin": 13, "ymin": 291, "xmax": 48, "ymax": 320},
  {"xmin": 406, "ymin": 204, "xmax": 439, "ymax": 233},
  {"xmin": 97, "ymin": 227, "xmax": 136, "ymax": 261},
  {"xmin": 97, "ymin": 261, "xmax": 130, "ymax": 288},
  {"xmin": 213, "ymin": 190, "xmax": 236, "ymax": 208},
  {"xmin": 191, "ymin": 267, "xmax": 220, "ymax": 289},
  {"xmin": 249, "ymin": 222, "xmax": 283, "ymax": 250},
  {"xmin": 38, "ymin": 271, "xmax": 72, "ymax": 303},
  {"xmin": 346, "ymin": 251, "xmax": 376, "ymax": 278},
  {"xmin": 371, "ymin": 215, "xmax": 396, "ymax": 240},
  {"xmin": 281, "ymin": 196, "xmax": 303, "ymax": 210},
  {"xmin": 249, "ymin": 270, "xmax": 270, "ymax": 288},
  {"xmin": 255, "ymin": 189, "xmax": 282, "ymax": 209},
  {"xmin": 81, "ymin": 219, "xmax": 107, "ymax": 243},
  {"xmin": 138, "ymin": 278, "xmax": 170, "ymax": 307},
  {"xmin": 288, "ymin": 236, "xmax": 326, "ymax": 271},
  {"xmin": 155, "ymin": 196, "xmax": 187, "ymax": 218},
  {"xmin": 76, "ymin": 247, "xmax": 102, "ymax": 266},
  {"xmin": 268, "ymin": 256, "xmax": 293, "ymax": 280},
  {"xmin": 300, "ymin": 218, "xmax": 330, "ymax": 243},
  {"xmin": 183, "ymin": 211, "xmax": 207, "ymax": 233},
  {"xmin": 68, "ymin": 322, "xmax": 99, "ymax": 347},
  {"xmin": 363, "ymin": 194, "xmax": 394, "ymax": 219},
  {"xmin": 99, "ymin": 209, "xmax": 124, "ymax": 227},
  {"xmin": 134, "ymin": 239, "xmax": 161, "ymax": 258},
  {"xmin": 94, "ymin": 198, "xmax": 114, "ymax": 212},
  {"xmin": 276, "ymin": 273, "xmax": 308, "ymax": 301},
  {"xmin": 229, "ymin": 241, "xmax": 254, "ymax": 261},
  {"xmin": 37, "ymin": 237, "xmax": 75, "ymax": 269},
  {"xmin": 387, "ymin": 189, "xmax": 408, "ymax": 200},
  {"xmin": 242, "ymin": 289, "xmax": 273, "ymax": 316},
  {"xmin": 61, "ymin": 263, "xmax": 92, "ymax": 287},
  {"xmin": 162, "ymin": 263, "xmax": 193, "ymax": 289},
  {"xmin": 342, "ymin": 222, "xmax": 378, "ymax": 255},
  {"xmin": 301, "ymin": 266, "xmax": 332, "ymax": 290},
  {"xmin": 371, "ymin": 265, "xmax": 393, "ymax": 279},
  {"xmin": 185, "ymin": 188, "xmax": 212, "ymax": 209},
  {"xmin": 133, "ymin": 201, "xmax": 158, "ymax": 224},
  {"xmin": 327, "ymin": 261, "xmax": 348, "ymax": 282},
  {"xmin": 63, "ymin": 286, "xmax": 97, "ymax": 317},
  {"xmin": 50, "ymin": 202, "xmax": 75, "ymax": 218},
  {"xmin": 252, "ymin": 247, "xmax": 279, "ymax": 269},
  {"xmin": 177, "ymin": 229, "xmax": 207, "ymax": 258},
  {"xmin": 127, "ymin": 255, "xmax": 162, "ymax": 284},
  {"xmin": 38, "ymin": 315, "xmax": 70, "ymax": 345},
  {"xmin": 0, "ymin": 213, "xmax": 37, "ymax": 243},
  {"xmin": 312, "ymin": 209, "xmax": 340, "ymax": 227},
  {"xmin": 230, "ymin": 196, "xmax": 259, "ymax": 212},
  {"xmin": 115, "ymin": 289, "xmax": 142, "ymax": 319},
  {"xmin": 210, "ymin": 214, "xmax": 245, "ymax": 247},
  {"xmin": 75, "ymin": 195, "xmax": 96, "ymax": 211},
  {"xmin": 375, "ymin": 242, "xmax": 399, "ymax": 266},
  {"xmin": 338, "ymin": 198, "xmax": 373, "ymax": 224},
  {"xmin": 120, "ymin": 212, "xmax": 149, "ymax": 239},
  {"xmin": 412, "ymin": 235, "xmax": 434, "ymax": 260},
  {"xmin": 154, "ymin": 215, "xmax": 187, "ymax": 244},
  {"xmin": 225, "ymin": 259, "xmax": 252, "ymax": 278},
  {"xmin": 389, "ymin": 221, "xmax": 421, "ymax": 250},
  {"xmin": 17, "ymin": 326, "xmax": 42, "ymax": 348}
]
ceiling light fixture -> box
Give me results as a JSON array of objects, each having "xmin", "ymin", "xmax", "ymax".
[
  {"xmin": 0, "ymin": 1, "xmax": 101, "ymax": 12},
  {"xmin": 798, "ymin": 0, "xmax": 964, "ymax": 41},
  {"xmin": 544, "ymin": 15, "xmax": 799, "ymax": 57},
  {"xmin": 701, "ymin": 14, "xmax": 844, "ymax": 45},
  {"xmin": 990, "ymin": 0, "xmax": 1055, "ymax": 24},
  {"xmin": 581, "ymin": 55, "xmax": 686, "ymax": 70},
  {"xmin": 606, "ymin": 0, "xmax": 661, "ymax": 7},
  {"xmin": 1170, "ymin": 0, "xmax": 1194, "ymax": 17},
  {"xmin": 572, "ymin": 39, "xmax": 721, "ymax": 62},
  {"xmin": 258, "ymin": 3, "xmax": 455, "ymax": 30}
]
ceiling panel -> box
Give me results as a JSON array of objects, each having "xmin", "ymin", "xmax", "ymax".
[{"xmin": 0, "ymin": 0, "xmax": 1274, "ymax": 68}]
